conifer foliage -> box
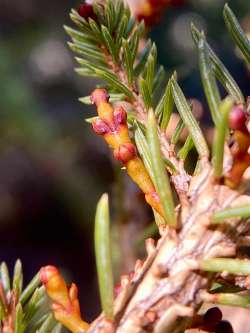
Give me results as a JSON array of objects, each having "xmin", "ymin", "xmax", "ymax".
[
  {"xmin": 0, "ymin": 260, "xmax": 59, "ymax": 333},
  {"xmin": 15, "ymin": 1, "xmax": 250, "ymax": 333}
]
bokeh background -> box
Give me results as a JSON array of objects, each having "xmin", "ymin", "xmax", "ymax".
[{"xmin": 0, "ymin": 0, "xmax": 249, "ymax": 326}]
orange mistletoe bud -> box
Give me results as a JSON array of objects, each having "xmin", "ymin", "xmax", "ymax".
[
  {"xmin": 40, "ymin": 266, "xmax": 89, "ymax": 333},
  {"xmin": 92, "ymin": 119, "xmax": 110, "ymax": 135},
  {"xmin": 90, "ymin": 88, "xmax": 164, "ymax": 218},
  {"xmin": 40, "ymin": 265, "xmax": 58, "ymax": 284},
  {"xmin": 113, "ymin": 106, "xmax": 127, "ymax": 126},
  {"xmin": 114, "ymin": 143, "xmax": 137, "ymax": 164},
  {"xmin": 40, "ymin": 266, "xmax": 70, "ymax": 309},
  {"xmin": 91, "ymin": 88, "xmax": 110, "ymax": 107}
]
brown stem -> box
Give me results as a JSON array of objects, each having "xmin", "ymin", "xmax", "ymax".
[{"xmin": 86, "ymin": 166, "xmax": 250, "ymax": 333}]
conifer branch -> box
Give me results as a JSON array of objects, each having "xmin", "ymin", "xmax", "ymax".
[
  {"xmin": 42, "ymin": 2, "xmax": 250, "ymax": 332},
  {"xmin": 66, "ymin": 1, "xmax": 200, "ymax": 220}
]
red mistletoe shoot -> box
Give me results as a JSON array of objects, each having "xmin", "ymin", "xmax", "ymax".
[
  {"xmin": 40, "ymin": 266, "xmax": 89, "ymax": 333},
  {"xmin": 91, "ymin": 88, "xmax": 110, "ymax": 106},
  {"xmin": 78, "ymin": 1, "xmax": 96, "ymax": 20},
  {"xmin": 130, "ymin": 0, "xmax": 185, "ymax": 26},
  {"xmin": 229, "ymin": 104, "xmax": 248, "ymax": 133},
  {"xmin": 114, "ymin": 143, "xmax": 137, "ymax": 164}
]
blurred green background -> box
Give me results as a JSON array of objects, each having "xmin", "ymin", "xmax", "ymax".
[{"xmin": 0, "ymin": 0, "xmax": 249, "ymax": 321}]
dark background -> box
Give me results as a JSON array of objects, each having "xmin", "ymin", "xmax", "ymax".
[{"xmin": 0, "ymin": 0, "xmax": 249, "ymax": 321}]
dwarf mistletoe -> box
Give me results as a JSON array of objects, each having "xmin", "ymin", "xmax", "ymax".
[{"xmin": 2, "ymin": 1, "xmax": 249, "ymax": 333}]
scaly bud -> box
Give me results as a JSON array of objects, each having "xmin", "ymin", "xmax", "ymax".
[
  {"xmin": 113, "ymin": 106, "xmax": 127, "ymax": 126},
  {"xmin": 92, "ymin": 118, "xmax": 110, "ymax": 135},
  {"xmin": 229, "ymin": 104, "xmax": 248, "ymax": 133},
  {"xmin": 91, "ymin": 88, "xmax": 164, "ymax": 218},
  {"xmin": 91, "ymin": 89, "xmax": 110, "ymax": 107},
  {"xmin": 40, "ymin": 266, "xmax": 89, "ymax": 333},
  {"xmin": 226, "ymin": 103, "xmax": 250, "ymax": 187},
  {"xmin": 78, "ymin": 1, "xmax": 96, "ymax": 21},
  {"xmin": 114, "ymin": 143, "xmax": 137, "ymax": 164},
  {"xmin": 40, "ymin": 266, "xmax": 70, "ymax": 309},
  {"xmin": 40, "ymin": 265, "xmax": 58, "ymax": 284}
]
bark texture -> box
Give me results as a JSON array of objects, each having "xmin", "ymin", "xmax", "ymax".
[{"xmin": 87, "ymin": 164, "xmax": 250, "ymax": 333}]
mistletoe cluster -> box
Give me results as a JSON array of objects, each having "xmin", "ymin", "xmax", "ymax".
[{"xmin": 44, "ymin": 1, "xmax": 250, "ymax": 332}]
